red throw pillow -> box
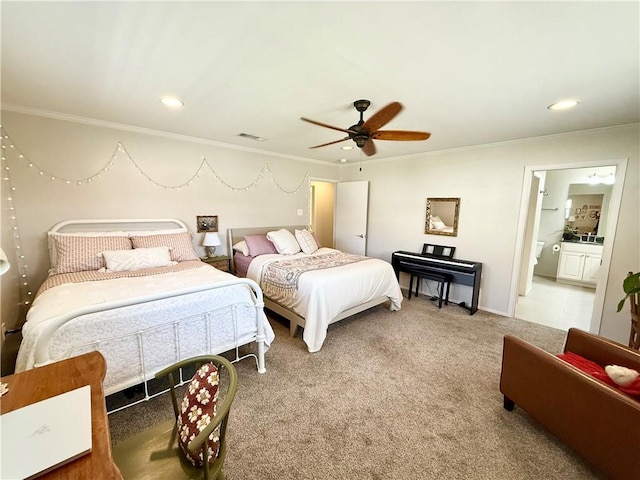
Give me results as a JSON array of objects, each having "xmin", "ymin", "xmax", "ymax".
[
  {"xmin": 556, "ymin": 352, "xmax": 618, "ymax": 387},
  {"xmin": 557, "ymin": 352, "xmax": 640, "ymax": 399},
  {"xmin": 619, "ymin": 379, "xmax": 640, "ymax": 397},
  {"xmin": 177, "ymin": 363, "xmax": 220, "ymax": 467}
]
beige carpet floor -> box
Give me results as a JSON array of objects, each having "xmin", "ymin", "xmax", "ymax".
[{"xmin": 108, "ymin": 295, "xmax": 605, "ymax": 479}]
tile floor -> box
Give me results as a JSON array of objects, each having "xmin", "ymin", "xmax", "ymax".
[{"xmin": 515, "ymin": 275, "xmax": 595, "ymax": 331}]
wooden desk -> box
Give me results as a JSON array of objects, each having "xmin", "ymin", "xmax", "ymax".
[{"xmin": 1, "ymin": 352, "xmax": 123, "ymax": 479}]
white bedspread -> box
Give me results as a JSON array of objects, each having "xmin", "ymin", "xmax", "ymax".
[
  {"xmin": 247, "ymin": 248, "xmax": 402, "ymax": 353},
  {"xmin": 18, "ymin": 265, "xmax": 275, "ymax": 394}
]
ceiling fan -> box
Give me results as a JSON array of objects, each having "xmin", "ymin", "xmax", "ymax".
[{"xmin": 301, "ymin": 99, "xmax": 431, "ymax": 156}]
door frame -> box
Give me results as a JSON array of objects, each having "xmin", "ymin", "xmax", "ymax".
[
  {"xmin": 309, "ymin": 177, "xmax": 337, "ymax": 248},
  {"xmin": 509, "ymin": 157, "xmax": 628, "ymax": 334}
]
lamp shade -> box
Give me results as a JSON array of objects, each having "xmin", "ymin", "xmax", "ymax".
[
  {"xmin": 202, "ymin": 232, "xmax": 221, "ymax": 247},
  {"xmin": 0, "ymin": 248, "xmax": 9, "ymax": 276}
]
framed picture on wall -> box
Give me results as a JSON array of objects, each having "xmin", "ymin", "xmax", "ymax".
[{"xmin": 196, "ymin": 215, "xmax": 218, "ymax": 233}]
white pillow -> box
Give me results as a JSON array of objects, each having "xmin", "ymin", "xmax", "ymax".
[
  {"xmin": 295, "ymin": 229, "xmax": 318, "ymax": 254},
  {"xmin": 605, "ymin": 365, "xmax": 639, "ymax": 387},
  {"xmin": 100, "ymin": 246, "xmax": 175, "ymax": 272},
  {"xmin": 266, "ymin": 229, "xmax": 301, "ymax": 255},
  {"xmin": 233, "ymin": 240, "xmax": 250, "ymax": 256}
]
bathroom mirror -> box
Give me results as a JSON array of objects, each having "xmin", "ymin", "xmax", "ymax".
[
  {"xmin": 425, "ymin": 197, "xmax": 460, "ymax": 237},
  {"xmin": 564, "ymin": 183, "xmax": 612, "ymax": 237}
]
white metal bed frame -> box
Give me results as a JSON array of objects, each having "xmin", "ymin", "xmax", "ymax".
[
  {"xmin": 227, "ymin": 225, "xmax": 388, "ymax": 338},
  {"xmin": 28, "ymin": 219, "xmax": 269, "ymax": 412}
]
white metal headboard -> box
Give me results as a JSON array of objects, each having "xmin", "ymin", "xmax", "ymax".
[
  {"xmin": 50, "ymin": 218, "xmax": 188, "ymax": 233},
  {"xmin": 47, "ymin": 219, "xmax": 190, "ymax": 270}
]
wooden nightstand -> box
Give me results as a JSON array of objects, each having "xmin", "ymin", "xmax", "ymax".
[{"xmin": 200, "ymin": 255, "xmax": 230, "ymax": 272}]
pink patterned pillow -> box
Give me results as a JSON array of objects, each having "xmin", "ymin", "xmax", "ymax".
[
  {"xmin": 244, "ymin": 235, "xmax": 277, "ymax": 257},
  {"xmin": 130, "ymin": 232, "xmax": 198, "ymax": 262},
  {"xmin": 49, "ymin": 233, "xmax": 132, "ymax": 274},
  {"xmin": 177, "ymin": 363, "xmax": 220, "ymax": 467}
]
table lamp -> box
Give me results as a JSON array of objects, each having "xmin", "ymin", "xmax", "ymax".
[
  {"xmin": 202, "ymin": 232, "xmax": 221, "ymax": 257},
  {"xmin": 0, "ymin": 248, "xmax": 9, "ymax": 276}
]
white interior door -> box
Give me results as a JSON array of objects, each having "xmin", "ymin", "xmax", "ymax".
[{"xmin": 335, "ymin": 181, "xmax": 369, "ymax": 255}]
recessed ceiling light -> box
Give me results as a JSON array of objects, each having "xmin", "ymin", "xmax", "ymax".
[
  {"xmin": 339, "ymin": 158, "xmax": 348, "ymax": 163},
  {"xmin": 341, "ymin": 146, "xmax": 353, "ymax": 151},
  {"xmin": 160, "ymin": 96, "xmax": 184, "ymax": 108},
  {"xmin": 548, "ymin": 99, "xmax": 578, "ymax": 111}
]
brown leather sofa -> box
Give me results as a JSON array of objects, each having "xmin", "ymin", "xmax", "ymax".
[{"xmin": 500, "ymin": 328, "xmax": 640, "ymax": 479}]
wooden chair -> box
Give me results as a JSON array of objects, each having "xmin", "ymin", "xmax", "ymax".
[
  {"xmin": 112, "ymin": 355, "xmax": 238, "ymax": 480},
  {"xmin": 408, "ymin": 244, "xmax": 455, "ymax": 308}
]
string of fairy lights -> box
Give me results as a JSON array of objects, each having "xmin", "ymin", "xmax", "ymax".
[{"xmin": 0, "ymin": 126, "xmax": 310, "ymax": 310}]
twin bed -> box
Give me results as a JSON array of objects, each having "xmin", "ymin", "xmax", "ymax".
[
  {"xmin": 228, "ymin": 225, "xmax": 403, "ymax": 353},
  {"xmin": 16, "ymin": 219, "xmax": 402, "ymax": 406}
]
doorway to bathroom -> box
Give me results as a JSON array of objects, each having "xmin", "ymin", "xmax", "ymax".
[{"xmin": 512, "ymin": 159, "xmax": 626, "ymax": 334}]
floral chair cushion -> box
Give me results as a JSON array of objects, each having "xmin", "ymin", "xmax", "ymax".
[{"xmin": 177, "ymin": 363, "xmax": 220, "ymax": 467}]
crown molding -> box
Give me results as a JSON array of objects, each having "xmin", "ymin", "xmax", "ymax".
[{"xmin": 1, "ymin": 103, "xmax": 334, "ymax": 167}]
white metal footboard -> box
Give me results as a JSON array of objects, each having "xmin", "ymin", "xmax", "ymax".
[{"xmin": 30, "ymin": 279, "xmax": 267, "ymax": 409}]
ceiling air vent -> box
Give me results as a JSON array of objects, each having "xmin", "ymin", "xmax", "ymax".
[{"xmin": 237, "ymin": 133, "xmax": 266, "ymax": 141}]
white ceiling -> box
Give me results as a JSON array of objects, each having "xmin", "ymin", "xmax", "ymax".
[{"xmin": 2, "ymin": 1, "xmax": 639, "ymax": 164}]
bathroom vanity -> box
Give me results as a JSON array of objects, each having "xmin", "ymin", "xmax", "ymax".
[{"xmin": 556, "ymin": 241, "xmax": 603, "ymax": 287}]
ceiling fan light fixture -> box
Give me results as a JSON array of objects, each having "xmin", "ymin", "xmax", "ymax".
[
  {"xmin": 301, "ymin": 99, "xmax": 430, "ymax": 157},
  {"xmin": 160, "ymin": 96, "xmax": 184, "ymax": 108},
  {"xmin": 354, "ymin": 136, "xmax": 368, "ymax": 147},
  {"xmin": 548, "ymin": 99, "xmax": 578, "ymax": 110}
]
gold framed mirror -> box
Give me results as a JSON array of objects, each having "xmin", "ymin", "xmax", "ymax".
[{"xmin": 425, "ymin": 197, "xmax": 460, "ymax": 237}]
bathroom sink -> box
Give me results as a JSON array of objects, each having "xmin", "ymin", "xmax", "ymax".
[{"xmin": 564, "ymin": 236, "xmax": 604, "ymax": 245}]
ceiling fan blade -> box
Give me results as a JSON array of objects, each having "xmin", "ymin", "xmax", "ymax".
[
  {"xmin": 372, "ymin": 130, "xmax": 431, "ymax": 141},
  {"xmin": 361, "ymin": 139, "xmax": 376, "ymax": 156},
  {"xmin": 309, "ymin": 137, "xmax": 350, "ymax": 149},
  {"xmin": 362, "ymin": 102, "xmax": 403, "ymax": 133},
  {"xmin": 301, "ymin": 117, "xmax": 357, "ymax": 135}
]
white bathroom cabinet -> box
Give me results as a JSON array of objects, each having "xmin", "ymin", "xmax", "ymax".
[{"xmin": 556, "ymin": 242, "xmax": 603, "ymax": 287}]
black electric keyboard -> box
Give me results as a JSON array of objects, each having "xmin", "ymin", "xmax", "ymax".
[{"xmin": 391, "ymin": 250, "xmax": 482, "ymax": 314}]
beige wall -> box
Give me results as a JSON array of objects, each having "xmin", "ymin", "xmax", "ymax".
[
  {"xmin": 340, "ymin": 124, "xmax": 639, "ymax": 344},
  {"xmin": 0, "ymin": 111, "xmax": 338, "ymax": 331},
  {"xmin": 2, "ymin": 110, "xmax": 639, "ymax": 346}
]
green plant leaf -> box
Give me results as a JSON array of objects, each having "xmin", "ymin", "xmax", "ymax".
[
  {"xmin": 618, "ymin": 272, "xmax": 640, "ymax": 312},
  {"xmin": 622, "ymin": 272, "xmax": 640, "ymax": 294},
  {"xmin": 617, "ymin": 296, "xmax": 629, "ymax": 312}
]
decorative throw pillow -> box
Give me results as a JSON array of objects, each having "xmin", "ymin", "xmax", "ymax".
[
  {"xmin": 232, "ymin": 240, "xmax": 250, "ymax": 257},
  {"xmin": 130, "ymin": 232, "xmax": 198, "ymax": 262},
  {"xmin": 267, "ymin": 229, "xmax": 301, "ymax": 255},
  {"xmin": 295, "ymin": 229, "xmax": 318, "ymax": 254},
  {"xmin": 557, "ymin": 353, "xmax": 640, "ymax": 397},
  {"xmin": 605, "ymin": 365, "xmax": 640, "ymax": 397},
  {"xmin": 557, "ymin": 352, "xmax": 617, "ymax": 387},
  {"xmin": 311, "ymin": 230, "xmax": 321, "ymax": 248},
  {"xmin": 49, "ymin": 233, "xmax": 132, "ymax": 274},
  {"xmin": 177, "ymin": 363, "xmax": 220, "ymax": 467},
  {"xmin": 47, "ymin": 231, "xmax": 128, "ymax": 270},
  {"xmin": 100, "ymin": 246, "xmax": 175, "ymax": 272},
  {"xmin": 244, "ymin": 235, "xmax": 278, "ymax": 257}
]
